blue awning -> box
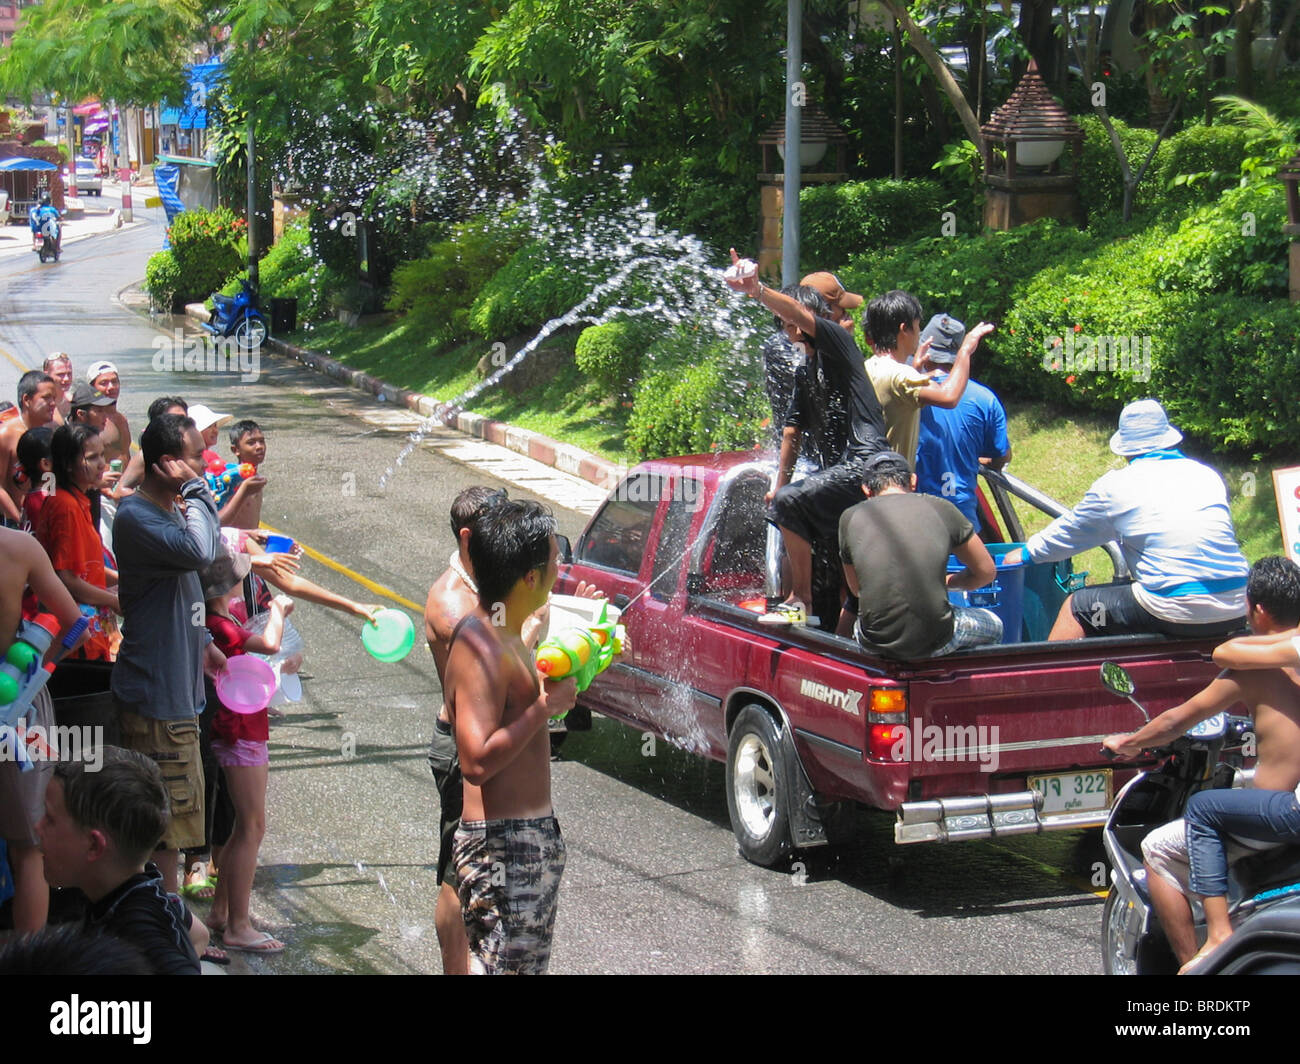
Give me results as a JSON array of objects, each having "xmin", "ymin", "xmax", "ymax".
[{"xmin": 0, "ymin": 156, "xmax": 59, "ymax": 172}]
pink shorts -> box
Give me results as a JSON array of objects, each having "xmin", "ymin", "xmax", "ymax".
[{"xmin": 211, "ymin": 738, "xmax": 269, "ymax": 768}]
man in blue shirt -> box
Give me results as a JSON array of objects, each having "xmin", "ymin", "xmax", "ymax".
[
  {"xmin": 914, "ymin": 313, "xmax": 1011, "ymax": 531},
  {"xmin": 1005, "ymin": 400, "xmax": 1248, "ymax": 641}
]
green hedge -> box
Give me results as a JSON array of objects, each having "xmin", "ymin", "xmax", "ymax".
[
  {"xmin": 574, "ymin": 318, "xmax": 654, "ymax": 394},
  {"xmin": 627, "ymin": 344, "xmax": 769, "ymax": 459},
  {"xmin": 799, "ymin": 178, "xmax": 951, "ymax": 269},
  {"xmin": 839, "ymin": 218, "xmax": 1101, "ymax": 335},
  {"xmin": 144, "ymin": 249, "xmax": 183, "ymax": 312},
  {"xmin": 168, "ymin": 207, "xmax": 246, "ymax": 304},
  {"xmin": 468, "ymin": 240, "xmax": 595, "ymax": 340},
  {"xmin": 387, "ymin": 217, "xmax": 523, "ymax": 342},
  {"xmin": 848, "ymin": 178, "xmax": 1295, "ymax": 454},
  {"xmin": 1152, "ymin": 123, "xmax": 1250, "ymax": 215}
]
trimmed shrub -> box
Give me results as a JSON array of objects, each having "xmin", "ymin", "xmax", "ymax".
[
  {"xmin": 1154, "ymin": 293, "xmax": 1300, "ymax": 452},
  {"xmin": 144, "ymin": 249, "xmax": 183, "ymax": 312},
  {"xmin": 1153, "ymin": 122, "xmax": 1250, "ymax": 215},
  {"xmin": 168, "ymin": 207, "xmax": 246, "ymax": 304},
  {"xmin": 468, "ymin": 240, "xmax": 593, "ymax": 340},
  {"xmin": 223, "ymin": 217, "xmax": 341, "ymax": 324},
  {"xmin": 1148, "ymin": 182, "xmax": 1288, "ymax": 297},
  {"xmin": 574, "ymin": 318, "xmax": 654, "ymax": 394},
  {"xmin": 800, "ymin": 179, "xmax": 951, "ymax": 268},
  {"xmin": 627, "ymin": 346, "xmax": 769, "ymax": 459},
  {"xmin": 1077, "ymin": 115, "xmax": 1163, "ymax": 223},
  {"xmin": 839, "ymin": 218, "xmax": 1101, "ymax": 334},
  {"xmin": 386, "ymin": 217, "xmax": 522, "ymax": 340}
]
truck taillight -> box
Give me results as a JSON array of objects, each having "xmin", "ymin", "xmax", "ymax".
[
  {"xmin": 868, "ymin": 687, "xmax": 906, "ymax": 720},
  {"xmin": 868, "ymin": 724, "xmax": 906, "ymax": 762}
]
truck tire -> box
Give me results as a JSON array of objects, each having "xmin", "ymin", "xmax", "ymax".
[{"xmin": 726, "ymin": 705, "xmax": 794, "ymax": 867}]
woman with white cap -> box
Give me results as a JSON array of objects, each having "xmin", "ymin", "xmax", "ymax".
[{"xmin": 1004, "ymin": 399, "xmax": 1249, "ymax": 641}]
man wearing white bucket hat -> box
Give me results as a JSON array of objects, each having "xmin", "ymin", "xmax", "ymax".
[{"xmin": 1005, "ymin": 400, "xmax": 1249, "ymax": 640}]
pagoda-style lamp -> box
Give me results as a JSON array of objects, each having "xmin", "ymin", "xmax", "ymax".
[
  {"xmin": 980, "ymin": 59, "xmax": 1084, "ymax": 230},
  {"xmin": 1281, "ymin": 153, "xmax": 1300, "ymax": 303},
  {"xmin": 756, "ymin": 105, "xmax": 849, "ymax": 280}
]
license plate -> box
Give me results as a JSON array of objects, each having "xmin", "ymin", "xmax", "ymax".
[{"xmin": 1027, "ymin": 769, "xmax": 1113, "ymax": 817}]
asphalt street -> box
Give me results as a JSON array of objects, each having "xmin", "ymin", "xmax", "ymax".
[{"xmin": 0, "ymin": 198, "xmax": 1110, "ymax": 975}]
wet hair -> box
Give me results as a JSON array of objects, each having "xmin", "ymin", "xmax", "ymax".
[
  {"xmin": 146, "ymin": 395, "xmax": 188, "ymax": 422},
  {"xmin": 1246, "ymin": 556, "xmax": 1300, "ymax": 627},
  {"xmin": 864, "ymin": 459, "xmax": 913, "ymax": 495},
  {"xmin": 865, "ymin": 290, "xmax": 924, "ymax": 352},
  {"xmin": 468, "ymin": 499, "xmax": 556, "ymax": 609},
  {"xmin": 141, "ymin": 413, "xmax": 196, "ymax": 471},
  {"xmin": 17, "ymin": 370, "xmax": 54, "ymax": 408},
  {"xmin": 0, "ymin": 923, "xmax": 152, "ymax": 976},
  {"xmin": 772, "ymin": 284, "xmax": 833, "ymax": 332},
  {"xmin": 229, "ymin": 418, "xmax": 261, "ymax": 447},
  {"xmin": 50, "ymin": 422, "xmax": 100, "ymax": 491},
  {"xmin": 53, "ymin": 749, "xmax": 169, "ymax": 866},
  {"xmin": 450, "ymin": 486, "xmax": 508, "ymax": 538},
  {"xmin": 15, "ymin": 426, "xmax": 54, "ymax": 487},
  {"xmin": 43, "ymin": 354, "xmax": 71, "ymax": 373}
]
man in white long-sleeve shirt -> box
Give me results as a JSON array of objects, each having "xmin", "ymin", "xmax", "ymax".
[{"xmin": 1005, "ymin": 400, "xmax": 1248, "ymax": 641}]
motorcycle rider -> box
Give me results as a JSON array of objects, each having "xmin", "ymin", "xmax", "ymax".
[
  {"xmin": 1103, "ymin": 556, "xmax": 1300, "ymax": 969},
  {"xmin": 29, "ymin": 192, "xmax": 60, "ymax": 254}
]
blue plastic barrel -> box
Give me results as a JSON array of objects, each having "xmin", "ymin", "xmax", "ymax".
[{"xmin": 946, "ymin": 542, "xmax": 1027, "ymax": 644}]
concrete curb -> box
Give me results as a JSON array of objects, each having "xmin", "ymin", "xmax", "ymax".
[{"xmin": 180, "ymin": 304, "xmax": 624, "ymax": 494}]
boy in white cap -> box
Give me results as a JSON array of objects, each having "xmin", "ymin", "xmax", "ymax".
[
  {"xmin": 1005, "ymin": 399, "xmax": 1249, "ymax": 640},
  {"xmin": 85, "ymin": 360, "xmax": 131, "ymax": 468}
]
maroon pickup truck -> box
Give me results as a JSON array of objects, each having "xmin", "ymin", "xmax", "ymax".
[{"xmin": 554, "ymin": 451, "xmax": 1230, "ymax": 866}]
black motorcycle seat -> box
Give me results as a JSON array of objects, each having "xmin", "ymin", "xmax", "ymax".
[{"xmin": 1236, "ymin": 845, "xmax": 1300, "ymax": 896}]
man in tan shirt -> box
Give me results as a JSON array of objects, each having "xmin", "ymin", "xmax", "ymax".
[{"xmin": 864, "ymin": 297, "xmax": 993, "ymax": 469}]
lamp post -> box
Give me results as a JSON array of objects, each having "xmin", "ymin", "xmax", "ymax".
[{"xmin": 1281, "ymin": 153, "xmax": 1300, "ymax": 303}]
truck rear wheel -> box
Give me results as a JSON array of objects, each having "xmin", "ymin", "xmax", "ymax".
[{"xmin": 726, "ymin": 705, "xmax": 794, "ymax": 866}]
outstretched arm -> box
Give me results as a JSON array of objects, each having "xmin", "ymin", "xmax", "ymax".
[
  {"xmin": 1103, "ymin": 673, "xmax": 1243, "ymax": 759},
  {"xmin": 1213, "ymin": 630, "xmax": 1300, "ymax": 670},
  {"xmin": 724, "ymin": 249, "xmax": 816, "ymax": 336}
]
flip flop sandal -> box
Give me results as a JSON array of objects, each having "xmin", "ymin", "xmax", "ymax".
[{"xmin": 222, "ymin": 932, "xmax": 286, "ymax": 955}]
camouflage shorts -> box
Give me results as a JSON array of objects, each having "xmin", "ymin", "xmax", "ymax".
[{"xmin": 452, "ymin": 815, "xmax": 565, "ymax": 975}]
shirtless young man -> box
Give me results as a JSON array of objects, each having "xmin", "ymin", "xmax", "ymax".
[
  {"xmin": 443, "ymin": 500, "xmax": 577, "ymax": 975},
  {"xmin": 0, "ymin": 528, "xmax": 88, "ymax": 931},
  {"xmin": 425, "ymin": 485, "xmax": 507, "ymax": 975},
  {"xmin": 1104, "ymin": 556, "xmax": 1300, "ymax": 970},
  {"xmin": 0, "ymin": 372, "xmax": 58, "ymax": 525},
  {"xmin": 85, "ymin": 361, "xmax": 132, "ymax": 469}
]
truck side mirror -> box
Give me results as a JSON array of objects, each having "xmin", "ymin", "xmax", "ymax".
[{"xmin": 556, "ymin": 534, "xmax": 573, "ymax": 565}]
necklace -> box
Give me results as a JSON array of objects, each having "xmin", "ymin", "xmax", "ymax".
[
  {"xmin": 137, "ymin": 484, "xmax": 174, "ymax": 511},
  {"xmin": 449, "ymin": 551, "xmax": 477, "ymax": 594}
]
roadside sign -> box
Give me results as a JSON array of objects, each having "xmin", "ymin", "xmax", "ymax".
[{"xmin": 1273, "ymin": 466, "xmax": 1300, "ymax": 564}]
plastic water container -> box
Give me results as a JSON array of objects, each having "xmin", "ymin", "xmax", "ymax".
[{"xmin": 946, "ymin": 542, "xmax": 1027, "ymax": 644}]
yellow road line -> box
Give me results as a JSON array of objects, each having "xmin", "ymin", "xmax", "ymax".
[
  {"xmin": 259, "ymin": 522, "xmax": 423, "ymax": 613},
  {"xmin": 979, "ymin": 838, "xmax": 1110, "ymax": 899},
  {"xmin": 0, "ymin": 343, "xmax": 30, "ymax": 374}
]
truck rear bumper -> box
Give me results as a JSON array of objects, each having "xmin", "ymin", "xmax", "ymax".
[{"xmin": 895, "ymin": 790, "xmax": 1108, "ymax": 843}]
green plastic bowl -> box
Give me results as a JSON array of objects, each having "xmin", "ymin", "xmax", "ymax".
[{"xmin": 361, "ymin": 608, "xmax": 415, "ymax": 663}]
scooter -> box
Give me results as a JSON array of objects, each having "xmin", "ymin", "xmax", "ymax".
[
  {"xmin": 201, "ymin": 277, "xmax": 267, "ymax": 349},
  {"xmin": 33, "ymin": 217, "xmax": 60, "ymax": 263},
  {"xmin": 1100, "ymin": 661, "xmax": 1300, "ymax": 974}
]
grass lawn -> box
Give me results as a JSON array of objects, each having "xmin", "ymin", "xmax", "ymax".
[{"xmin": 291, "ymin": 315, "xmax": 1285, "ymax": 568}]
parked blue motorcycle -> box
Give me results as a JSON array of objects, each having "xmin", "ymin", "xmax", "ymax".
[{"xmin": 202, "ymin": 277, "xmax": 267, "ymax": 349}]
